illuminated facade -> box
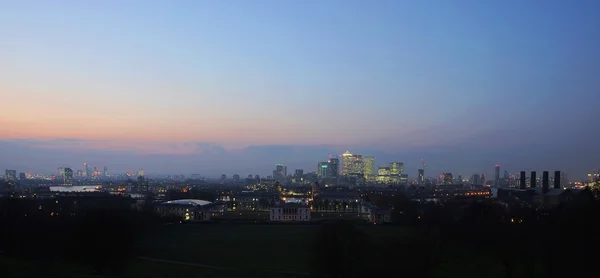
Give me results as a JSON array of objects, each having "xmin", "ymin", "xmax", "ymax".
[
  {"xmin": 274, "ymin": 164, "xmax": 287, "ymax": 180},
  {"xmin": 418, "ymin": 169, "xmax": 425, "ymax": 184},
  {"xmin": 389, "ymin": 162, "xmax": 404, "ymax": 184},
  {"xmin": 377, "ymin": 167, "xmax": 391, "ymax": 184},
  {"xmin": 341, "ymin": 151, "xmax": 354, "ymax": 175},
  {"xmin": 317, "ymin": 162, "xmax": 330, "ymax": 179},
  {"xmin": 363, "ymin": 156, "xmax": 375, "ymax": 181}
]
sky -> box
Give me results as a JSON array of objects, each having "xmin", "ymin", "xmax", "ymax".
[{"xmin": 1, "ymin": 0, "xmax": 599, "ymax": 179}]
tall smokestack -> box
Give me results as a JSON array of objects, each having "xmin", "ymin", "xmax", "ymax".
[
  {"xmin": 554, "ymin": 171, "xmax": 561, "ymax": 189},
  {"xmin": 542, "ymin": 171, "xmax": 549, "ymax": 193},
  {"xmin": 530, "ymin": 171, "xmax": 537, "ymax": 188},
  {"xmin": 520, "ymin": 171, "xmax": 526, "ymax": 189}
]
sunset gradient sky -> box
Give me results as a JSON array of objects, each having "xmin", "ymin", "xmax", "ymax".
[{"xmin": 1, "ymin": 0, "xmax": 599, "ymax": 178}]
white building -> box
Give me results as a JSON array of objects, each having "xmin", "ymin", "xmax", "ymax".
[{"xmin": 270, "ymin": 204, "xmax": 311, "ymax": 221}]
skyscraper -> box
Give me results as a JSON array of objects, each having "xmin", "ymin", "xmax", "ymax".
[
  {"xmin": 233, "ymin": 174, "xmax": 240, "ymax": 183},
  {"xmin": 19, "ymin": 173, "xmax": 26, "ymax": 181},
  {"xmin": 328, "ymin": 158, "xmax": 339, "ymax": 179},
  {"xmin": 520, "ymin": 171, "xmax": 526, "ymax": 189},
  {"xmin": 103, "ymin": 165, "xmax": 108, "ymax": 177},
  {"xmin": 317, "ymin": 162, "xmax": 330, "ymax": 179},
  {"xmin": 418, "ymin": 169, "xmax": 425, "ymax": 184},
  {"xmin": 363, "ymin": 156, "xmax": 375, "ymax": 180},
  {"xmin": 442, "ymin": 173, "xmax": 453, "ymax": 185},
  {"xmin": 64, "ymin": 168, "xmax": 73, "ymax": 186},
  {"xmin": 389, "ymin": 162, "xmax": 403, "ymax": 184},
  {"xmin": 295, "ymin": 169, "xmax": 304, "ymax": 182},
  {"xmin": 554, "ymin": 171, "xmax": 561, "ymax": 189},
  {"xmin": 530, "ymin": 171, "xmax": 537, "ymax": 188},
  {"xmin": 495, "ymin": 164, "xmax": 500, "ymax": 187},
  {"xmin": 83, "ymin": 162, "xmax": 89, "ymax": 177},
  {"xmin": 5, "ymin": 170, "xmax": 16, "ymax": 181},
  {"xmin": 275, "ymin": 164, "xmax": 287, "ymax": 180},
  {"xmin": 138, "ymin": 169, "xmax": 145, "ymax": 177},
  {"xmin": 542, "ymin": 171, "xmax": 549, "ymax": 193},
  {"xmin": 221, "ymin": 174, "xmax": 227, "ymax": 183},
  {"xmin": 341, "ymin": 151, "xmax": 354, "ymax": 176}
]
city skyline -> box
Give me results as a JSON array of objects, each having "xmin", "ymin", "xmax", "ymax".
[{"xmin": 1, "ymin": 1, "xmax": 599, "ymax": 179}]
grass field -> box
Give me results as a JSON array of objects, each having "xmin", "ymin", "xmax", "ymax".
[{"xmin": 1, "ymin": 223, "xmax": 530, "ymax": 278}]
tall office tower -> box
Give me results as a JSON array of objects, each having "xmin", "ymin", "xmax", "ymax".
[
  {"xmin": 495, "ymin": 164, "xmax": 500, "ymax": 187},
  {"xmin": 554, "ymin": 171, "xmax": 561, "ymax": 189},
  {"xmin": 363, "ymin": 156, "xmax": 375, "ymax": 180},
  {"xmin": 221, "ymin": 174, "xmax": 226, "ymax": 183},
  {"xmin": 275, "ymin": 164, "xmax": 286, "ymax": 180},
  {"xmin": 57, "ymin": 167, "xmax": 65, "ymax": 179},
  {"xmin": 377, "ymin": 167, "xmax": 391, "ymax": 184},
  {"xmin": 64, "ymin": 168, "xmax": 73, "ymax": 186},
  {"xmin": 481, "ymin": 174, "xmax": 486, "ymax": 185},
  {"xmin": 472, "ymin": 173, "xmax": 481, "ymax": 185},
  {"xmin": 442, "ymin": 173, "xmax": 453, "ymax": 185},
  {"xmin": 341, "ymin": 151, "xmax": 354, "ymax": 175},
  {"xmin": 5, "ymin": 170, "xmax": 16, "ymax": 181},
  {"xmin": 233, "ymin": 174, "xmax": 240, "ymax": 183},
  {"xmin": 530, "ymin": 171, "xmax": 537, "ymax": 188},
  {"xmin": 295, "ymin": 169, "xmax": 304, "ymax": 182},
  {"xmin": 389, "ymin": 162, "xmax": 404, "ymax": 175},
  {"xmin": 418, "ymin": 169, "xmax": 425, "ymax": 184},
  {"xmin": 317, "ymin": 162, "xmax": 327, "ymax": 179},
  {"xmin": 103, "ymin": 165, "xmax": 108, "ymax": 177},
  {"xmin": 19, "ymin": 173, "xmax": 26, "ymax": 181},
  {"xmin": 520, "ymin": 171, "xmax": 526, "ymax": 189},
  {"xmin": 83, "ymin": 163, "xmax": 89, "ymax": 177},
  {"xmin": 138, "ymin": 169, "xmax": 145, "ymax": 177},
  {"xmin": 542, "ymin": 171, "xmax": 549, "ymax": 193},
  {"xmin": 255, "ymin": 175, "xmax": 260, "ymax": 181},
  {"xmin": 458, "ymin": 175, "xmax": 463, "ymax": 183},
  {"xmin": 328, "ymin": 158, "xmax": 339, "ymax": 179}
]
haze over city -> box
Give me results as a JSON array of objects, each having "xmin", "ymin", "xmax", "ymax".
[{"xmin": 1, "ymin": 0, "xmax": 599, "ymax": 178}]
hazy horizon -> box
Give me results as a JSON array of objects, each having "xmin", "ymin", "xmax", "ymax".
[{"xmin": 2, "ymin": 1, "xmax": 599, "ymax": 179}]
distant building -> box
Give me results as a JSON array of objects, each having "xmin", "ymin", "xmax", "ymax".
[
  {"xmin": 138, "ymin": 169, "xmax": 145, "ymax": 177},
  {"xmin": 294, "ymin": 169, "xmax": 304, "ymax": 183},
  {"xmin": 274, "ymin": 164, "xmax": 287, "ymax": 180},
  {"xmin": 389, "ymin": 162, "xmax": 404, "ymax": 184},
  {"xmin": 377, "ymin": 167, "xmax": 391, "ymax": 184},
  {"xmin": 329, "ymin": 158, "xmax": 339, "ymax": 179},
  {"xmin": 418, "ymin": 169, "xmax": 425, "ymax": 184},
  {"xmin": 495, "ymin": 164, "xmax": 500, "ymax": 187},
  {"xmin": 363, "ymin": 156, "xmax": 375, "ymax": 181},
  {"xmin": 64, "ymin": 168, "xmax": 73, "ymax": 186},
  {"xmin": 233, "ymin": 174, "xmax": 240, "ymax": 183},
  {"xmin": 5, "ymin": 170, "xmax": 16, "ymax": 181},
  {"xmin": 317, "ymin": 162, "xmax": 330, "ymax": 179},
  {"xmin": 19, "ymin": 172, "xmax": 26, "ymax": 181},
  {"xmin": 220, "ymin": 174, "xmax": 226, "ymax": 183},
  {"xmin": 472, "ymin": 173, "xmax": 481, "ymax": 185},
  {"xmin": 270, "ymin": 203, "xmax": 311, "ymax": 221},
  {"xmin": 442, "ymin": 173, "xmax": 453, "ymax": 185}
]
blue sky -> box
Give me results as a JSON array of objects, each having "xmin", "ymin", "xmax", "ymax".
[{"xmin": 1, "ymin": 0, "xmax": 599, "ymax": 178}]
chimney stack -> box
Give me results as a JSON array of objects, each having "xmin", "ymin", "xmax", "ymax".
[
  {"xmin": 530, "ymin": 171, "xmax": 537, "ymax": 188},
  {"xmin": 542, "ymin": 171, "xmax": 549, "ymax": 193},
  {"xmin": 520, "ymin": 171, "xmax": 526, "ymax": 189},
  {"xmin": 554, "ymin": 171, "xmax": 561, "ymax": 189}
]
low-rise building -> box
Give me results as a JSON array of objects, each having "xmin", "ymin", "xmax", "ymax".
[{"xmin": 270, "ymin": 203, "xmax": 311, "ymax": 222}]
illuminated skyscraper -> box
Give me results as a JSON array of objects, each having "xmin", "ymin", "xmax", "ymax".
[
  {"xmin": 103, "ymin": 165, "xmax": 108, "ymax": 177},
  {"xmin": 64, "ymin": 168, "xmax": 73, "ymax": 186},
  {"xmin": 138, "ymin": 169, "xmax": 145, "ymax": 177},
  {"xmin": 377, "ymin": 167, "xmax": 391, "ymax": 184},
  {"xmin": 363, "ymin": 156, "xmax": 375, "ymax": 180},
  {"xmin": 83, "ymin": 163, "xmax": 89, "ymax": 177},
  {"xmin": 57, "ymin": 167, "xmax": 65, "ymax": 180},
  {"xmin": 341, "ymin": 151, "xmax": 355, "ymax": 175},
  {"xmin": 5, "ymin": 170, "xmax": 16, "ymax": 181}
]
